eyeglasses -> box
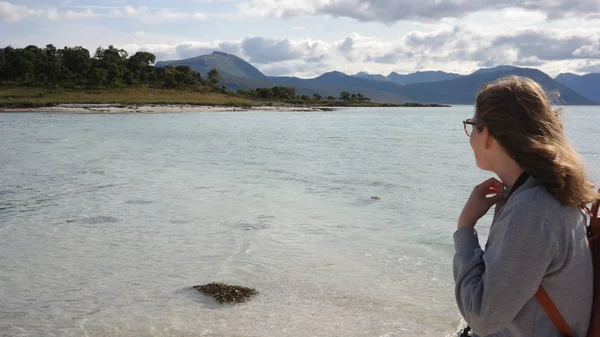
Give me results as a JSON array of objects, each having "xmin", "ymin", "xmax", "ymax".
[{"xmin": 463, "ymin": 119, "xmax": 479, "ymax": 137}]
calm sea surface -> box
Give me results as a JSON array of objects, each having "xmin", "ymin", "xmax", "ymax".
[{"xmin": 1, "ymin": 106, "xmax": 599, "ymax": 337}]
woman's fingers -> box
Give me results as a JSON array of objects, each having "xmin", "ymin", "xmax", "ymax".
[
  {"xmin": 487, "ymin": 187, "xmax": 500, "ymax": 195},
  {"xmin": 478, "ymin": 178, "xmax": 506, "ymax": 197},
  {"xmin": 479, "ymin": 177, "xmax": 504, "ymax": 189}
]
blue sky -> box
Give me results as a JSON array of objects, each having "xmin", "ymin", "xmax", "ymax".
[{"xmin": 2, "ymin": 0, "xmax": 600, "ymax": 77}]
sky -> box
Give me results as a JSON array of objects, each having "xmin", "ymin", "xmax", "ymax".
[{"xmin": 2, "ymin": 0, "xmax": 600, "ymax": 78}]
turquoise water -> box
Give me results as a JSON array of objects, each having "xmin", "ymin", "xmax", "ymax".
[{"xmin": 0, "ymin": 106, "xmax": 598, "ymax": 337}]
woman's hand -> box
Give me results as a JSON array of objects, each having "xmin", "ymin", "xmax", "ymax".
[{"xmin": 458, "ymin": 178, "xmax": 506, "ymax": 229}]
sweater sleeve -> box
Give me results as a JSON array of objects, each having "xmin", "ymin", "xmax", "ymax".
[{"xmin": 453, "ymin": 208, "xmax": 557, "ymax": 336}]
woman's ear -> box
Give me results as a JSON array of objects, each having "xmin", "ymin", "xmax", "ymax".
[{"xmin": 484, "ymin": 127, "xmax": 495, "ymax": 150}]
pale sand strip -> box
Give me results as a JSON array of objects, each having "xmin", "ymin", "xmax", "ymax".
[{"xmin": 0, "ymin": 104, "xmax": 337, "ymax": 113}]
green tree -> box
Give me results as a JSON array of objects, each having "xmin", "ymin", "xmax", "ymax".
[
  {"xmin": 61, "ymin": 46, "xmax": 91, "ymax": 84},
  {"xmin": 15, "ymin": 46, "xmax": 39, "ymax": 83},
  {"xmin": 42, "ymin": 44, "xmax": 66, "ymax": 85},
  {"xmin": 339, "ymin": 91, "xmax": 350, "ymax": 100},
  {"xmin": 175, "ymin": 65, "xmax": 192, "ymax": 74},
  {"xmin": 326, "ymin": 96, "xmax": 336, "ymax": 100},
  {"xmin": 207, "ymin": 68, "xmax": 222, "ymax": 85},
  {"xmin": 0, "ymin": 49, "xmax": 5, "ymax": 83},
  {"xmin": 89, "ymin": 68, "xmax": 108, "ymax": 86},
  {"xmin": 156, "ymin": 66, "xmax": 179, "ymax": 89},
  {"xmin": 271, "ymin": 86, "xmax": 295, "ymax": 99},
  {"xmin": 127, "ymin": 51, "xmax": 155, "ymax": 83},
  {"xmin": 312, "ymin": 93, "xmax": 322, "ymax": 100},
  {"xmin": 94, "ymin": 45, "xmax": 128, "ymax": 86},
  {"xmin": 255, "ymin": 87, "xmax": 273, "ymax": 99}
]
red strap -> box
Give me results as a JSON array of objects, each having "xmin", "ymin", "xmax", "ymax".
[{"xmin": 536, "ymin": 286, "xmax": 574, "ymax": 337}]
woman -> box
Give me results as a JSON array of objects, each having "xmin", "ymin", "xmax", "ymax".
[{"xmin": 454, "ymin": 76, "xmax": 597, "ymax": 337}]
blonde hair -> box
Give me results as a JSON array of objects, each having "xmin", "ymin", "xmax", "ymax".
[{"xmin": 475, "ymin": 76, "xmax": 599, "ymax": 206}]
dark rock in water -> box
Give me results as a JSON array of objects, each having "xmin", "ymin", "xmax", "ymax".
[{"xmin": 193, "ymin": 282, "xmax": 258, "ymax": 304}]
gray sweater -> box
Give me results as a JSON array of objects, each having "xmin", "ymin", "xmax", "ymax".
[{"xmin": 453, "ymin": 176, "xmax": 593, "ymax": 337}]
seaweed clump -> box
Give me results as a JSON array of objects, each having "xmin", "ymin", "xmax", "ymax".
[{"xmin": 193, "ymin": 282, "xmax": 258, "ymax": 304}]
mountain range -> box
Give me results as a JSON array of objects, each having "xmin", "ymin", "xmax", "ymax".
[
  {"xmin": 555, "ymin": 73, "xmax": 600, "ymax": 102},
  {"xmin": 155, "ymin": 52, "xmax": 599, "ymax": 105}
]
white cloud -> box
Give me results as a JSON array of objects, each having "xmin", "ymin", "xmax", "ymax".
[
  {"xmin": 65, "ymin": 8, "xmax": 95, "ymax": 19},
  {"xmin": 240, "ymin": 36, "xmax": 328, "ymax": 63},
  {"xmin": 0, "ymin": 1, "xmax": 100, "ymax": 21},
  {"xmin": 174, "ymin": 41, "xmax": 242, "ymax": 59},
  {"xmin": 110, "ymin": 6, "xmax": 210, "ymax": 22},
  {"xmin": 0, "ymin": 1, "xmax": 44, "ymax": 21},
  {"xmin": 490, "ymin": 28, "xmax": 596, "ymax": 61},
  {"xmin": 497, "ymin": 8, "xmax": 547, "ymax": 22},
  {"xmin": 187, "ymin": 0, "xmax": 238, "ymax": 3},
  {"xmin": 0, "ymin": 2, "xmax": 212, "ymax": 22},
  {"xmin": 237, "ymin": 0, "xmax": 600, "ymax": 23},
  {"xmin": 576, "ymin": 60, "xmax": 600, "ymax": 73},
  {"xmin": 240, "ymin": 37, "xmax": 299, "ymax": 63},
  {"xmin": 117, "ymin": 25, "xmax": 600, "ymax": 77},
  {"xmin": 573, "ymin": 41, "xmax": 600, "ymax": 58},
  {"xmin": 65, "ymin": 5, "xmax": 125, "ymax": 10}
]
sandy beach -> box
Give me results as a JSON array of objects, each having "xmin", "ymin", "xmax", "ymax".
[{"xmin": 0, "ymin": 103, "xmax": 336, "ymax": 113}]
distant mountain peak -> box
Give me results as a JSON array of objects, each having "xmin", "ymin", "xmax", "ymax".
[
  {"xmin": 352, "ymin": 71, "xmax": 390, "ymax": 82},
  {"xmin": 155, "ymin": 51, "xmax": 268, "ymax": 81},
  {"xmin": 323, "ymin": 71, "xmax": 347, "ymax": 76},
  {"xmin": 211, "ymin": 51, "xmax": 243, "ymax": 60},
  {"xmin": 387, "ymin": 70, "xmax": 464, "ymax": 84},
  {"xmin": 556, "ymin": 72, "xmax": 578, "ymax": 77},
  {"xmin": 555, "ymin": 72, "xmax": 600, "ymax": 102},
  {"xmin": 415, "ymin": 70, "xmax": 446, "ymax": 74},
  {"xmin": 555, "ymin": 72, "xmax": 580, "ymax": 84},
  {"xmin": 354, "ymin": 71, "xmax": 383, "ymax": 76},
  {"xmin": 472, "ymin": 65, "xmax": 520, "ymax": 75},
  {"xmin": 315, "ymin": 71, "xmax": 349, "ymax": 79}
]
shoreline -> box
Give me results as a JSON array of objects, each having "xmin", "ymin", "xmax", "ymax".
[{"xmin": 0, "ymin": 103, "xmax": 338, "ymax": 113}]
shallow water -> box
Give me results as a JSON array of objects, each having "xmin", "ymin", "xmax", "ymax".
[{"xmin": 1, "ymin": 106, "xmax": 599, "ymax": 337}]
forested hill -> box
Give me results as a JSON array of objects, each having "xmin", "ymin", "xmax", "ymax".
[{"xmin": 0, "ymin": 44, "xmax": 222, "ymax": 91}]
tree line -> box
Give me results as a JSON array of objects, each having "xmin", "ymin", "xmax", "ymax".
[
  {"xmin": 0, "ymin": 44, "xmax": 222, "ymax": 90},
  {"xmin": 237, "ymin": 87, "xmax": 370, "ymax": 102},
  {"xmin": 338, "ymin": 91, "xmax": 370, "ymax": 102}
]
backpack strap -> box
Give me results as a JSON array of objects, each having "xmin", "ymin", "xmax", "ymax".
[
  {"xmin": 534, "ymin": 193, "xmax": 599, "ymax": 337},
  {"xmin": 589, "ymin": 193, "xmax": 600, "ymax": 249},
  {"xmin": 535, "ymin": 286, "xmax": 574, "ymax": 337}
]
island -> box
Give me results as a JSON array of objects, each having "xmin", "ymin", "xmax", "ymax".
[{"xmin": 0, "ymin": 44, "xmax": 449, "ymax": 112}]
